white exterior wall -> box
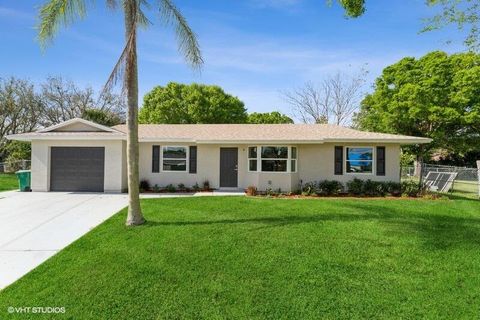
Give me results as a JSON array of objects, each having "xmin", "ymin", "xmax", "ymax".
[
  {"xmin": 30, "ymin": 140, "xmax": 125, "ymax": 192},
  {"xmin": 29, "ymin": 140, "xmax": 401, "ymax": 193},
  {"xmin": 139, "ymin": 143, "xmax": 299, "ymax": 191},
  {"xmin": 298, "ymin": 143, "xmax": 401, "ymax": 185},
  {"xmin": 139, "ymin": 142, "xmax": 403, "ymax": 192}
]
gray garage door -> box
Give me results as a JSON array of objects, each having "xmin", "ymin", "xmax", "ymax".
[{"xmin": 50, "ymin": 147, "xmax": 105, "ymax": 192}]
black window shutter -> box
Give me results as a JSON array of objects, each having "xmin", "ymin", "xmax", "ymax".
[
  {"xmin": 189, "ymin": 146, "xmax": 197, "ymax": 174},
  {"xmin": 376, "ymin": 146, "xmax": 386, "ymax": 176},
  {"xmin": 152, "ymin": 145, "xmax": 160, "ymax": 173},
  {"xmin": 334, "ymin": 146, "xmax": 343, "ymax": 175}
]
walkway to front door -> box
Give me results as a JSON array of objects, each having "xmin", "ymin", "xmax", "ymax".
[{"xmin": 220, "ymin": 148, "xmax": 238, "ymax": 188}]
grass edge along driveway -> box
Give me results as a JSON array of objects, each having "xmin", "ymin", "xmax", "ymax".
[
  {"xmin": 0, "ymin": 174, "xmax": 18, "ymax": 192},
  {"xmin": 1, "ymin": 196, "xmax": 479, "ymax": 319}
]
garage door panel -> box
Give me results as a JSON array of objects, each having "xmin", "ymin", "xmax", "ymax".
[{"xmin": 50, "ymin": 147, "xmax": 105, "ymax": 192}]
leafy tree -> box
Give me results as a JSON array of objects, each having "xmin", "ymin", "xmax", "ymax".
[
  {"xmin": 354, "ymin": 51, "xmax": 480, "ymax": 162},
  {"xmin": 328, "ymin": 0, "xmax": 366, "ymax": 18},
  {"xmin": 247, "ymin": 112, "xmax": 293, "ymax": 124},
  {"xmin": 38, "ymin": 0, "xmax": 202, "ymax": 226},
  {"xmin": 4, "ymin": 141, "xmax": 31, "ymax": 171},
  {"xmin": 423, "ymin": 0, "xmax": 480, "ymax": 51},
  {"xmin": 140, "ymin": 83, "xmax": 247, "ymax": 124},
  {"xmin": 82, "ymin": 108, "xmax": 123, "ymax": 126}
]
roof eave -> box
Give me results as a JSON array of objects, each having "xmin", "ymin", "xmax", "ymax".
[{"xmin": 6, "ymin": 134, "xmax": 126, "ymax": 141}]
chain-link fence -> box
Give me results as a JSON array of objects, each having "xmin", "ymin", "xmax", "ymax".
[
  {"xmin": 401, "ymin": 163, "xmax": 479, "ymax": 199},
  {"xmin": 0, "ymin": 160, "xmax": 31, "ymax": 173}
]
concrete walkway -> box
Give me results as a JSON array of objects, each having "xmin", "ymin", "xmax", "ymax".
[{"xmin": 0, "ymin": 191, "xmax": 128, "ymax": 289}]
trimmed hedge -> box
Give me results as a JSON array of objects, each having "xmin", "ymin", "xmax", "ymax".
[{"xmin": 301, "ymin": 179, "xmax": 420, "ymax": 197}]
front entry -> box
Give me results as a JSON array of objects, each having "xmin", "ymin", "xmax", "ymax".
[{"xmin": 220, "ymin": 148, "xmax": 238, "ymax": 188}]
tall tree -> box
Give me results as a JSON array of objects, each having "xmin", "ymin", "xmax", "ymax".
[
  {"xmin": 40, "ymin": 76, "xmax": 125, "ymax": 126},
  {"xmin": 140, "ymin": 83, "xmax": 247, "ymax": 124},
  {"xmin": 247, "ymin": 111, "xmax": 293, "ymax": 124},
  {"xmin": 283, "ymin": 71, "xmax": 366, "ymax": 125},
  {"xmin": 0, "ymin": 78, "xmax": 43, "ymax": 160},
  {"xmin": 354, "ymin": 51, "xmax": 480, "ymax": 162},
  {"xmin": 38, "ymin": 0, "xmax": 202, "ymax": 226}
]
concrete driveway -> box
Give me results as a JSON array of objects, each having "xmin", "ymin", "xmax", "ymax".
[{"xmin": 0, "ymin": 191, "xmax": 127, "ymax": 289}]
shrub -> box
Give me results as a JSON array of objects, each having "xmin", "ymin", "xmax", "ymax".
[
  {"xmin": 317, "ymin": 180, "xmax": 343, "ymax": 195},
  {"xmin": 385, "ymin": 181, "xmax": 402, "ymax": 196},
  {"xmin": 302, "ymin": 182, "xmax": 317, "ymax": 196},
  {"xmin": 152, "ymin": 184, "xmax": 160, "ymax": 193},
  {"xmin": 165, "ymin": 184, "xmax": 176, "ymax": 193},
  {"xmin": 139, "ymin": 179, "xmax": 150, "ymax": 192},
  {"xmin": 203, "ymin": 180, "xmax": 210, "ymax": 191},
  {"xmin": 347, "ymin": 178, "xmax": 364, "ymax": 195},
  {"xmin": 401, "ymin": 180, "xmax": 420, "ymax": 197},
  {"xmin": 265, "ymin": 188, "xmax": 277, "ymax": 197},
  {"xmin": 246, "ymin": 186, "xmax": 257, "ymax": 196},
  {"xmin": 363, "ymin": 179, "xmax": 380, "ymax": 196},
  {"xmin": 192, "ymin": 183, "xmax": 201, "ymax": 192},
  {"xmin": 178, "ymin": 183, "xmax": 186, "ymax": 190}
]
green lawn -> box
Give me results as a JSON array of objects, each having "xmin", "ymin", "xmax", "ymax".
[
  {"xmin": 0, "ymin": 173, "xmax": 18, "ymax": 192},
  {"xmin": 1, "ymin": 197, "xmax": 480, "ymax": 319}
]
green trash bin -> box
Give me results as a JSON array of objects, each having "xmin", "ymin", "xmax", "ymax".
[{"xmin": 15, "ymin": 170, "xmax": 31, "ymax": 192}]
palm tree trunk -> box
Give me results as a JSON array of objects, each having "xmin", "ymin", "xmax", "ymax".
[{"xmin": 124, "ymin": 0, "xmax": 144, "ymax": 226}]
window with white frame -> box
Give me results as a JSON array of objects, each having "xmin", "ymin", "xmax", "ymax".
[
  {"xmin": 162, "ymin": 146, "xmax": 187, "ymax": 172},
  {"xmin": 248, "ymin": 147, "xmax": 257, "ymax": 171},
  {"xmin": 345, "ymin": 147, "xmax": 373, "ymax": 174},
  {"xmin": 291, "ymin": 147, "xmax": 297, "ymax": 172},
  {"xmin": 248, "ymin": 146, "xmax": 297, "ymax": 172}
]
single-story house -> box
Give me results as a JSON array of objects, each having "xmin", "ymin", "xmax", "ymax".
[{"xmin": 7, "ymin": 118, "xmax": 431, "ymax": 193}]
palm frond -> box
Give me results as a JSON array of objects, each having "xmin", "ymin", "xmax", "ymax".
[
  {"xmin": 159, "ymin": 0, "xmax": 203, "ymax": 69},
  {"xmin": 38, "ymin": 0, "xmax": 88, "ymax": 48},
  {"xmin": 102, "ymin": 29, "xmax": 136, "ymax": 97}
]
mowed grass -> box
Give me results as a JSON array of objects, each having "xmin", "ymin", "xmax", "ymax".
[
  {"xmin": 1, "ymin": 197, "xmax": 480, "ymax": 319},
  {"xmin": 0, "ymin": 173, "xmax": 18, "ymax": 192}
]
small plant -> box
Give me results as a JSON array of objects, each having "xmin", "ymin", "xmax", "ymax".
[
  {"xmin": 165, "ymin": 184, "xmax": 176, "ymax": 193},
  {"xmin": 347, "ymin": 178, "xmax": 364, "ymax": 195},
  {"xmin": 203, "ymin": 180, "xmax": 210, "ymax": 191},
  {"xmin": 401, "ymin": 180, "xmax": 420, "ymax": 197},
  {"xmin": 178, "ymin": 183, "xmax": 186, "ymax": 191},
  {"xmin": 302, "ymin": 182, "xmax": 317, "ymax": 196},
  {"xmin": 265, "ymin": 187, "xmax": 275, "ymax": 196},
  {"xmin": 317, "ymin": 180, "xmax": 343, "ymax": 195},
  {"xmin": 246, "ymin": 186, "xmax": 257, "ymax": 196},
  {"xmin": 192, "ymin": 183, "xmax": 201, "ymax": 192},
  {"xmin": 139, "ymin": 179, "xmax": 150, "ymax": 192},
  {"xmin": 153, "ymin": 184, "xmax": 160, "ymax": 193}
]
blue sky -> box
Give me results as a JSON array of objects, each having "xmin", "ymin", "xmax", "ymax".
[{"xmin": 0, "ymin": 0, "xmax": 465, "ymax": 118}]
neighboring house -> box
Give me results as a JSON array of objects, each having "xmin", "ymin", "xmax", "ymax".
[{"xmin": 7, "ymin": 118, "xmax": 431, "ymax": 193}]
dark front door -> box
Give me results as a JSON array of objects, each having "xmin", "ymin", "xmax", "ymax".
[
  {"xmin": 50, "ymin": 147, "xmax": 105, "ymax": 192},
  {"xmin": 220, "ymin": 148, "xmax": 238, "ymax": 188}
]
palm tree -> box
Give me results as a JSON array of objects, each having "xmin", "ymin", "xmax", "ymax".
[{"xmin": 38, "ymin": 0, "xmax": 203, "ymax": 226}]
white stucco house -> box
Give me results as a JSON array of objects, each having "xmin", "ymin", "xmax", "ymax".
[{"xmin": 7, "ymin": 118, "xmax": 431, "ymax": 193}]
